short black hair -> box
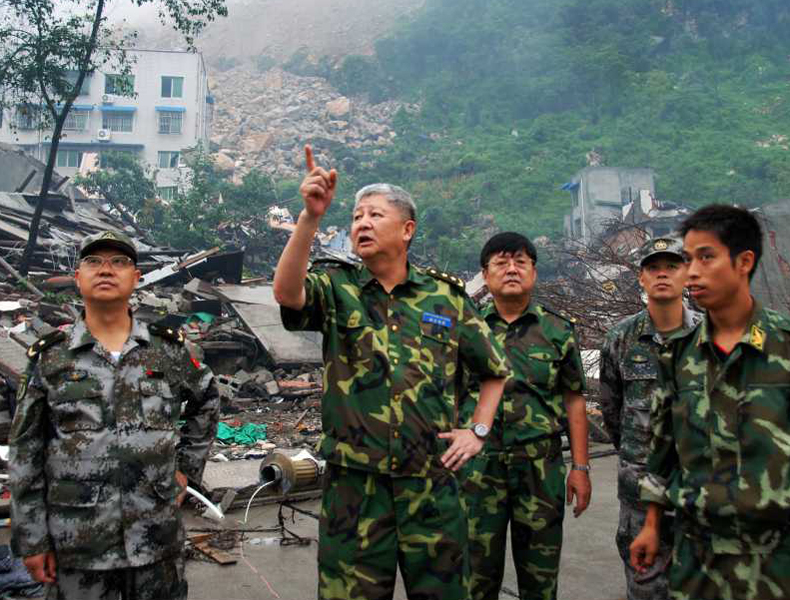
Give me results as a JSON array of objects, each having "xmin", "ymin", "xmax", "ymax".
[
  {"xmin": 480, "ymin": 232, "xmax": 537, "ymax": 269},
  {"xmin": 679, "ymin": 204, "xmax": 763, "ymax": 279}
]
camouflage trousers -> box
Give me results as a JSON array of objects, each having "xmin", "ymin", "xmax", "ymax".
[
  {"xmin": 668, "ymin": 530, "xmax": 790, "ymax": 600},
  {"xmin": 318, "ymin": 464, "xmax": 468, "ymax": 600},
  {"xmin": 45, "ymin": 555, "xmax": 186, "ymax": 600},
  {"xmin": 460, "ymin": 437, "xmax": 566, "ymax": 600},
  {"xmin": 615, "ymin": 500, "xmax": 670, "ymax": 600}
]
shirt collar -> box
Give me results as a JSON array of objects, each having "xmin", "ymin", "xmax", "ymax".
[
  {"xmin": 67, "ymin": 312, "xmax": 150, "ymax": 351},
  {"xmin": 697, "ymin": 298, "xmax": 767, "ymax": 354},
  {"xmin": 482, "ymin": 299, "xmax": 538, "ymax": 325},
  {"xmin": 358, "ymin": 261, "xmax": 422, "ymax": 290}
]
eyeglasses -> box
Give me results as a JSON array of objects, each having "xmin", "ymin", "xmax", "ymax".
[
  {"xmin": 486, "ymin": 257, "xmax": 533, "ymax": 271},
  {"xmin": 80, "ymin": 255, "xmax": 135, "ymax": 270}
]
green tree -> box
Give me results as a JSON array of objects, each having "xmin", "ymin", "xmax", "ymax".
[{"xmin": 0, "ymin": 0, "xmax": 228, "ymax": 275}]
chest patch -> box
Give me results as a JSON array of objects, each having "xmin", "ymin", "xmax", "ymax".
[
  {"xmin": 630, "ymin": 354, "xmax": 649, "ymax": 364},
  {"xmin": 66, "ymin": 370, "xmax": 88, "ymax": 382},
  {"xmin": 422, "ymin": 312, "xmax": 452, "ymax": 329}
]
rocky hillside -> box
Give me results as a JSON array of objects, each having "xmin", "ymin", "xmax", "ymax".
[{"xmin": 208, "ymin": 67, "xmax": 414, "ymax": 180}]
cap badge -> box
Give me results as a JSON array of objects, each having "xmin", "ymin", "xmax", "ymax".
[{"xmin": 654, "ymin": 240, "xmax": 668, "ymax": 251}]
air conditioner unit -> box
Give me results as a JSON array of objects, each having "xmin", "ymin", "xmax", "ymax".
[
  {"xmin": 101, "ymin": 94, "xmax": 114, "ymax": 104},
  {"xmin": 97, "ymin": 128, "xmax": 112, "ymax": 141}
]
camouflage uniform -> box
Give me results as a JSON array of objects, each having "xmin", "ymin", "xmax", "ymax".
[
  {"xmin": 640, "ymin": 302, "xmax": 790, "ymax": 600},
  {"xmin": 459, "ymin": 301, "xmax": 587, "ymax": 600},
  {"xmin": 599, "ymin": 306, "xmax": 701, "ymax": 600},
  {"xmin": 9, "ymin": 315, "xmax": 219, "ymax": 600},
  {"xmin": 280, "ymin": 260, "xmax": 509, "ymax": 600}
]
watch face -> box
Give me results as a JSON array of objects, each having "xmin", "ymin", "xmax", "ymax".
[{"xmin": 473, "ymin": 423, "xmax": 489, "ymax": 437}]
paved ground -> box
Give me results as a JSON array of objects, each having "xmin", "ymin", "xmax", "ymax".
[{"xmin": 185, "ymin": 448, "xmax": 626, "ymax": 600}]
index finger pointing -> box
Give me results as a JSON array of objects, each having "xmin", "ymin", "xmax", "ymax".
[{"xmin": 304, "ymin": 145, "xmax": 315, "ymax": 173}]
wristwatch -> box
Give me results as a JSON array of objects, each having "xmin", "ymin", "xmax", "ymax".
[
  {"xmin": 471, "ymin": 422, "xmax": 490, "ymax": 439},
  {"xmin": 571, "ymin": 463, "xmax": 591, "ymax": 473}
]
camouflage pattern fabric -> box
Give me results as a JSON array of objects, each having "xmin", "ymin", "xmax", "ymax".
[
  {"xmin": 9, "ymin": 316, "xmax": 219, "ymax": 570},
  {"xmin": 599, "ymin": 306, "xmax": 701, "ymax": 504},
  {"xmin": 600, "ymin": 306, "xmax": 700, "ymax": 600},
  {"xmin": 318, "ymin": 464, "xmax": 468, "ymax": 600},
  {"xmin": 459, "ymin": 301, "xmax": 586, "ymax": 600},
  {"xmin": 45, "ymin": 556, "xmax": 187, "ymax": 600},
  {"xmin": 282, "ymin": 260, "xmax": 508, "ymax": 600},
  {"xmin": 461, "ymin": 438, "xmax": 565, "ymax": 600},
  {"xmin": 616, "ymin": 501, "xmax": 671, "ymax": 600},
  {"xmin": 666, "ymin": 528, "xmax": 790, "ymax": 600},
  {"xmin": 280, "ymin": 260, "xmax": 509, "ymax": 477},
  {"xmin": 640, "ymin": 301, "xmax": 790, "ymax": 596}
]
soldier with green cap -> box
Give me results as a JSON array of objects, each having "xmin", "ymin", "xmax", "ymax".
[
  {"xmin": 599, "ymin": 236, "xmax": 701, "ymax": 600},
  {"xmin": 273, "ymin": 146, "xmax": 509, "ymax": 600},
  {"xmin": 460, "ymin": 231, "xmax": 590, "ymax": 600},
  {"xmin": 631, "ymin": 205, "xmax": 790, "ymax": 600},
  {"xmin": 9, "ymin": 230, "xmax": 219, "ymax": 600}
]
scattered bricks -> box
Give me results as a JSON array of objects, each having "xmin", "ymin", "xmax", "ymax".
[{"xmin": 264, "ymin": 380, "xmax": 280, "ymax": 396}]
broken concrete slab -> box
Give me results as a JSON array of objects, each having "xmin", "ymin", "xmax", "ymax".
[{"xmin": 214, "ymin": 283, "xmax": 322, "ymax": 366}]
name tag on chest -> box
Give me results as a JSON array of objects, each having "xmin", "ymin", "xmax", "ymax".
[{"xmin": 422, "ymin": 312, "xmax": 452, "ymax": 328}]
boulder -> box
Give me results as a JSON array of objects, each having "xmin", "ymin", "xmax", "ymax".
[{"xmin": 326, "ymin": 97, "xmax": 351, "ymax": 118}]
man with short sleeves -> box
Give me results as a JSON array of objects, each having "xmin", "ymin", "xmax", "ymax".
[
  {"xmin": 461, "ymin": 232, "xmax": 591, "ymax": 600},
  {"xmin": 273, "ymin": 146, "xmax": 508, "ymax": 600},
  {"xmin": 9, "ymin": 230, "xmax": 219, "ymax": 600},
  {"xmin": 631, "ymin": 205, "xmax": 790, "ymax": 599}
]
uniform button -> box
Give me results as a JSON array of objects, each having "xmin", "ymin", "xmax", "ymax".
[
  {"xmin": 391, "ymin": 324, "xmax": 399, "ymax": 332},
  {"xmin": 393, "ymin": 394, "xmax": 401, "ymax": 401},
  {"xmin": 391, "ymin": 460, "xmax": 399, "ymax": 470},
  {"xmin": 393, "ymin": 430, "xmax": 400, "ymax": 438},
  {"xmin": 392, "ymin": 357, "xmax": 399, "ymax": 365}
]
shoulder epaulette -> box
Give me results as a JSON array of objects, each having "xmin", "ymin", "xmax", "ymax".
[
  {"xmin": 425, "ymin": 267, "xmax": 466, "ymax": 291},
  {"xmin": 540, "ymin": 304, "xmax": 577, "ymax": 326},
  {"xmin": 27, "ymin": 329, "xmax": 67, "ymax": 360},
  {"xmin": 148, "ymin": 323, "xmax": 185, "ymax": 344}
]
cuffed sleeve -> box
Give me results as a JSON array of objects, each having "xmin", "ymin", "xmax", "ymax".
[
  {"xmin": 176, "ymin": 355, "xmax": 220, "ymax": 484},
  {"xmin": 9, "ymin": 366, "xmax": 52, "ymax": 557}
]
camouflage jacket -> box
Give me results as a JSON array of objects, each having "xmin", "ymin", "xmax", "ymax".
[
  {"xmin": 9, "ymin": 316, "xmax": 219, "ymax": 569},
  {"xmin": 460, "ymin": 301, "xmax": 587, "ymax": 454},
  {"xmin": 599, "ymin": 306, "xmax": 701, "ymax": 504},
  {"xmin": 640, "ymin": 302, "xmax": 790, "ymax": 554},
  {"xmin": 280, "ymin": 261, "xmax": 509, "ymax": 477}
]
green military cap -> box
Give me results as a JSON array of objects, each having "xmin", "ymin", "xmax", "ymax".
[
  {"xmin": 638, "ymin": 236, "xmax": 683, "ymax": 267},
  {"xmin": 79, "ymin": 230, "xmax": 137, "ymax": 263}
]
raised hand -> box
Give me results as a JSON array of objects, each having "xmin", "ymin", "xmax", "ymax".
[{"xmin": 299, "ymin": 145, "xmax": 337, "ymax": 219}]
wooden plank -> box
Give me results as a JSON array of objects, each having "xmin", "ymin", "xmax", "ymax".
[{"xmin": 193, "ymin": 541, "xmax": 237, "ymax": 565}]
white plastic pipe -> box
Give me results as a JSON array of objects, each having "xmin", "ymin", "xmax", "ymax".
[{"xmin": 186, "ymin": 485, "xmax": 224, "ymax": 521}]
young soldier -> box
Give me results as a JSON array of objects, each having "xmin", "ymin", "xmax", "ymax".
[
  {"xmin": 631, "ymin": 205, "xmax": 790, "ymax": 599},
  {"xmin": 599, "ymin": 237, "xmax": 701, "ymax": 600},
  {"xmin": 10, "ymin": 231, "xmax": 219, "ymax": 600},
  {"xmin": 461, "ymin": 232, "xmax": 590, "ymax": 600},
  {"xmin": 273, "ymin": 147, "xmax": 508, "ymax": 600}
]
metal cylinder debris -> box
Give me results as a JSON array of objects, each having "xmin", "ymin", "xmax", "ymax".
[{"xmin": 258, "ymin": 451, "xmax": 325, "ymax": 495}]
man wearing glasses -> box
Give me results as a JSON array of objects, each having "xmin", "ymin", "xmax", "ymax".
[
  {"xmin": 461, "ymin": 232, "xmax": 590, "ymax": 600},
  {"xmin": 9, "ymin": 230, "xmax": 219, "ymax": 600}
]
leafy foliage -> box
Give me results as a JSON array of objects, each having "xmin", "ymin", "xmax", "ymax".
[{"xmin": 322, "ymin": 0, "xmax": 790, "ymax": 272}]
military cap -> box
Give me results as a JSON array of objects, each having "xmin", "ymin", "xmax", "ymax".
[
  {"xmin": 638, "ymin": 236, "xmax": 683, "ymax": 267},
  {"xmin": 79, "ymin": 230, "xmax": 137, "ymax": 263}
]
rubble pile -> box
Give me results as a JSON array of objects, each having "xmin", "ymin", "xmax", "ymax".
[{"xmin": 209, "ymin": 67, "xmax": 417, "ymax": 179}]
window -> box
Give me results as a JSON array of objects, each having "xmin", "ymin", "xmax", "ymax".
[
  {"xmin": 158, "ymin": 111, "xmax": 182, "ymax": 134},
  {"xmin": 14, "ymin": 106, "xmax": 39, "ymax": 130},
  {"xmin": 65, "ymin": 71, "xmax": 90, "ymax": 96},
  {"xmin": 158, "ymin": 151, "xmax": 180, "ymax": 168},
  {"xmin": 161, "ymin": 76, "xmax": 184, "ymax": 98},
  {"xmin": 104, "ymin": 74, "xmax": 135, "ymax": 95},
  {"xmin": 57, "ymin": 150, "xmax": 83, "ymax": 168},
  {"xmin": 63, "ymin": 109, "xmax": 90, "ymax": 131},
  {"xmin": 157, "ymin": 186, "xmax": 177, "ymax": 201},
  {"xmin": 102, "ymin": 111, "xmax": 133, "ymax": 132}
]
